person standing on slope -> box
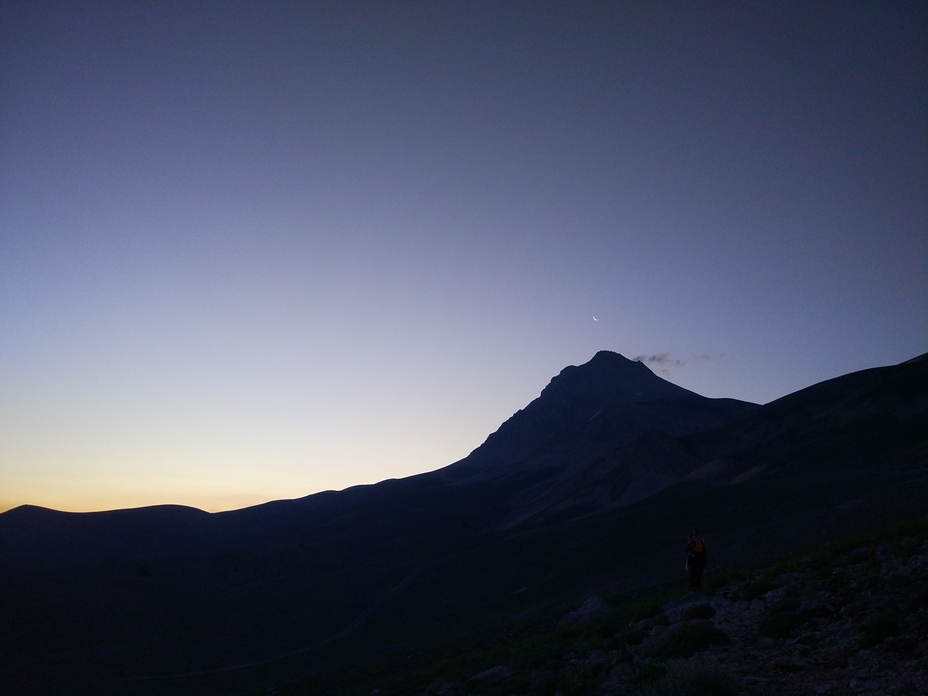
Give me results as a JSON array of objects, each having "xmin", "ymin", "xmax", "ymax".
[{"xmin": 686, "ymin": 528, "xmax": 708, "ymax": 590}]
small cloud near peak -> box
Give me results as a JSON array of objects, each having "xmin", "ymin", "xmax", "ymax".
[
  {"xmin": 634, "ymin": 353, "xmax": 685, "ymax": 367},
  {"xmin": 694, "ymin": 353, "xmax": 728, "ymax": 363},
  {"xmin": 634, "ymin": 353, "xmax": 729, "ymax": 369}
]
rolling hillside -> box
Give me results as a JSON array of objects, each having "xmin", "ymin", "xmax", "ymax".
[{"xmin": 1, "ymin": 352, "xmax": 926, "ymax": 695}]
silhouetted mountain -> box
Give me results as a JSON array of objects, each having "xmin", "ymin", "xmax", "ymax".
[
  {"xmin": 681, "ymin": 351, "xmax": 928, "ymax": 486},
  {"xmin": 457, "ymin": 351, "xmax": 754, "ymax": 473},
  {"xmin": 1, "ymin": 351, "xmax": 926, "ymax": 695},
  {"xmin": 445, "ymin": 351, "xmax": 758, "ymax": 525}
]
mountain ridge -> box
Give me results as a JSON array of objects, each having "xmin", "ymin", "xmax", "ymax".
[
  {"xmin": 1, "ymin": 350, "xmax": 926, "ymax": 694},
  {"xmin": 447, "ymin": 351, "xmax": 757, "ymax": 479}
]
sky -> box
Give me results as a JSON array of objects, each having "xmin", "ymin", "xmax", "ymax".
[{"xmin": 1, "ymin": 1, "xmax": 926, "ymax": 514}]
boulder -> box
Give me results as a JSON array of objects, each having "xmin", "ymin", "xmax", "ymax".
[
  {"xmin": 467, "ymin": 665, "xmax": 511, "ymax": 685},
  {"xmin": 638, "ymin": 619, "xmax": 731, "ymax": 659},
  {"xmin": 662, "ymin": 592, "xmax": 731, "ymax": 624},
  {"xmin": 559, "ymin": 596, "xmax": 609, "ymax": 626},
  {"xmin": 774, "ymin": 655, "xmax": 809, "ymax": 670},
  {"xmin": 797, "ymin": 600, "xmax": 836, "ymax": 617}
]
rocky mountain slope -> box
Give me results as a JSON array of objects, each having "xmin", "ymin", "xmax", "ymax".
[
  {"xmin": 0, "ymin": 352, "xmax": 926, "ymax": 695},
  {"xmin": 356, "ymin": 522, "xmax": 928, "ymax": 696}
]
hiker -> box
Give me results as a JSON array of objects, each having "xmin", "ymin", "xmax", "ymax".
[{"xmin": 686, "ymin": 528, "xmax": 707, "ymax": 590}]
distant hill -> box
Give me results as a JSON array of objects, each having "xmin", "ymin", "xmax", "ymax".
[{"xmin": 1, "ymin": 351, "xmax": 926, "ymax": 695}]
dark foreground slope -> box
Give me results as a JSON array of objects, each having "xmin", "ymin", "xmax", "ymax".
[
  {"xmin": 0, "ymin": 353, "xmax": 926, "ymax": 695},
  {"xmin": 312, "ymin": 516, "xmax": 928, "ymax": 696}
]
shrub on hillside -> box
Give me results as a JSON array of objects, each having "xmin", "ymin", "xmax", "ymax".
[
  {"xmin": 702, "ymin": 567, "xmax": 749, "ymax": 595},
  {"xmin": 769, "ymin": 597, "xmax": 800, "ymax": 614},
  {"xmin": 634, "ymin": 661, "xmax": 668, "ymax": 686},
  {"xmin": 740, "ymin": 577, "xmax": 776, "ymax": 601},
  {"xmin": 631, "ymin": 595, "xmax": 673, "ymax": 622},
  {"xmin": 682, "ymin": 603, "xmax": 716, "ymax": 621},
  {"xmin": 907, "ymin": 587, "xmax": 928, "ymax": 612},
  {"xmin": 758, "ymin": 611, "xmax": 804, "ymax": 638},
  {"xmin": 863, "ymin": 612, "xmax": 900, "ymax": 646},
  {"xmin": 651, "ymin": 622, "xmax": 731, "ymax": 659},
  {"xmin": 633, "ymin": 659, "xmax": 736, "ymax": 696}
]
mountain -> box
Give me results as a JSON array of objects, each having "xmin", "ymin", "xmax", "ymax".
[
  {"xmin": 1, "ymin": 351, "xmax": 926, "ymax": 695},
  {"xmin": 443, "ymin": 351, "xmax": 759, "ymax": 526},
  {"xmin": 456, "ymin": 351, "xmax": 756, "ymax": 476}
]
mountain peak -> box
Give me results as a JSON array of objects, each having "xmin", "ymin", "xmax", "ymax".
[
  {"xmin": 448, "ymin": 351, "xmax": 754, "ymax": 480},
  {"xmin": 542, "ymin": 350, "xmax": 696, "ymax": 404},
  {"xmin": 592, "ymin": 349, "xmax": 634, "ymax": 361}
]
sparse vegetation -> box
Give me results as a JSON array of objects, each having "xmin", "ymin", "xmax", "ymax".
[
  {"xmin": 283, "ymin": 514, "xmax": 928, "ymax": 696},
  {"xmin": 682, "ymin": 603, "xmax": 716, "ymax": 621},
  {"xmin": 633, "ymin": 659, "xmax": 736, "ymax": 696},
  {"xmin": 863, "ymin": 611, "xmax": 901, "ymax": 646},
  {"xmin": 739, "ymin": 576, "xmax": 776, "ymax": 601},
  {"xmin": 701, "ymin": 567, "xmax": 749, "ymax": 595},
  {"xmin": 758, "ymin": 611, "xmax": 804, "ymax": 638},
  {"xmin": 649, "ymin": 621, "xmax": 731, "ymax": 659}
]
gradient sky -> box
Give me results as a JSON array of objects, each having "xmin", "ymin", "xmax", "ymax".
[{"xmin": 2, "ymin": 2, "xmax": 926, "ymax": 514}]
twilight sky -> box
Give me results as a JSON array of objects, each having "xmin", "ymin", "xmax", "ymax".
[{"xmin": 1, "ymin": 2, "xmax": 926, "ymax": 514}]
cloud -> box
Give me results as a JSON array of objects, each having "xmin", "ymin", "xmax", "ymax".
[
  {"xmin": 635, "ymin": 353, "xmax": 730, "ymax": 368},
  {"xmin": 634, "ymin": 353, "xmax": 685, "ymax": 367},
  {"xmin": 693, "ymin": 353, "xmax": 728, "ymax": 363}
]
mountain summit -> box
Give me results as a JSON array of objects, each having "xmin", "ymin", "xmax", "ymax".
[
  {"xmin": 539, "ymin": 350, "xmax": 700, "ymax": 404},
  {"xmin": 450, "ymin": 351, "xmax": 756, "ymax": 482}
]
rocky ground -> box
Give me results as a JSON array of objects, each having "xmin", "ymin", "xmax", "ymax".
[
  {"xmin": 417, "ymin": 536, "xmax": 928, "ymax": 696},
  {"xmin": 607, "ymin": 537, "xmax": 928, "ymax": 695}
]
